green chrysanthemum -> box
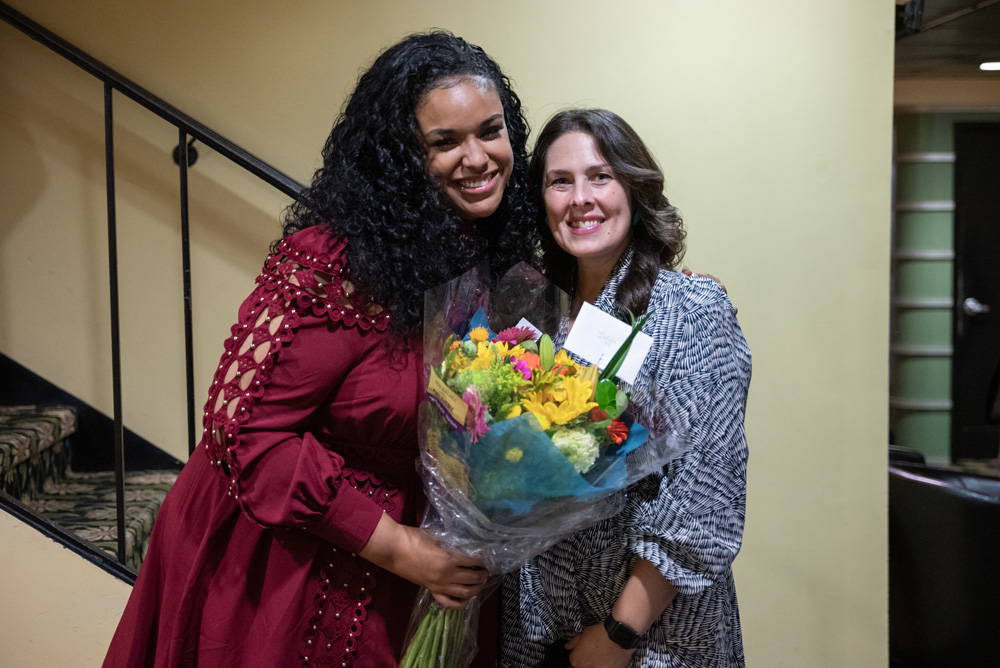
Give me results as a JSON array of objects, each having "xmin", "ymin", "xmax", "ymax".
[{"xmin": 551, "ymin": 427, "xmax": 600, "ymax": 474}]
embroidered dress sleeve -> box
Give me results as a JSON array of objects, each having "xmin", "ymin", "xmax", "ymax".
[
  {"xmin": 625, "ymin": 282, "xmax": 751, "ymax": 596},
  {"xmin": 201, "ymin": 228, "xmax": 393, "ymax": 554}
]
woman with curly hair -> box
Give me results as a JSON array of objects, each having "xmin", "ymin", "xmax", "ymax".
[
  {"xmin": 104, "ymin": 31, "xmax": 538, "ymax": 668},
  {"xmin": 502, "ymin": 109, "xmax": 751, "ymax": 668}
]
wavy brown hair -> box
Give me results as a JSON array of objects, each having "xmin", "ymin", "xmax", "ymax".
[{"xmin": 530, "ymin": 109, "xmax": 685, "ymax": 317}]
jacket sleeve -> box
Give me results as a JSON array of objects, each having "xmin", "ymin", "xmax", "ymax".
[
  {"xmin": 201, "ymin": 232, "xmax": 391, "ymax": 555},
  {"xmin": 624, "ymin": 283, "xmax": 751, "ymax": 595}
]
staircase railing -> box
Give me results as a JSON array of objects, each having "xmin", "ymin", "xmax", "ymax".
[{"xmin": 0, "ymin": 1, "xmax": 305, "ymax": 573}]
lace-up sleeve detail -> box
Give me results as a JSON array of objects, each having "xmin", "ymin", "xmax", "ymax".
[{"xmin": 200, "ymin": 227, "xmax": 393, "ymax": 553}]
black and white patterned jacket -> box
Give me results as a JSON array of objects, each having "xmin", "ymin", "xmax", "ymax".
[{"xmin": 501, "ymin": 250, "xmax": 752, "ymax": 668}]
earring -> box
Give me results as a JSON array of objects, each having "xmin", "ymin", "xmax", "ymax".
[{"xmin": 631, "ymin": 212, "xmax": 640, "ymax": 227}]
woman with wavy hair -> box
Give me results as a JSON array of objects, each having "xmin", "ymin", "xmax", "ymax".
[
  {"xmin": 104, "ymin": 31, "xmax": 538, "ymax": 668},
  {"xmin": 502, "ymin": 109, "xmax": 751, "ymax": 668}
]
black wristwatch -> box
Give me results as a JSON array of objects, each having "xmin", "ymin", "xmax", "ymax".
[{"xmin": 603, "ymin": 612, "xmax": 640, "ymax": 650}]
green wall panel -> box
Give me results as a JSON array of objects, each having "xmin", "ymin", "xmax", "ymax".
[
  {"xmin": 892, "ymin": 309, "xmax": 952, "ymax": 346},
  {"xmin": 890, "ymin": 410, "xmax": 949, "ymax": 461},
  {"xmin": 892, "ymin": 357, "xmax": 951, "ymax": 400},
  {"xmin": 894, "ymin": 260, "xmax": 953, "ymax": 300},
  {"xmin": 891, "ymin": 112, "xmax": 1000, "ymax": 463},
  {"xmin": 894, "ymin": 211, "xmax": 953, "ymax": 251},
  {"xmin": 895, "ymin": 163, "xmax": 953, "ymax": 202}
]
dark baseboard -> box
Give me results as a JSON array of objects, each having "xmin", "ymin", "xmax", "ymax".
[{"xmin": 0, "ymin": 352, "xmax": 184, "ymax": 472}]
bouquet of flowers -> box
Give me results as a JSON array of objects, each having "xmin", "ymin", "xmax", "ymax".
[{"xmin": 399, "ymin": 262, "xmax": 689, "ymax": 668}]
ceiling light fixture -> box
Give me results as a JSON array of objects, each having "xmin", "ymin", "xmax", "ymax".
[{"xmin": 981, "ymin": 62, "xmax": 1000, "ymax": 71}]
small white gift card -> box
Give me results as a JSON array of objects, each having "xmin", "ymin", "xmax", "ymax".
[{"xmin": 563, "ymin": 302, "xmax": 653, "ymax": 385}]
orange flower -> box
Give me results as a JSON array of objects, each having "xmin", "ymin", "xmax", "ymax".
[
  {"xmin": 512, "ymin": 351, "xmax": 541, "ymax": 369},
  {"xmin": 607, "ymin": 418, "xmax": 629, "ymax": 445}
]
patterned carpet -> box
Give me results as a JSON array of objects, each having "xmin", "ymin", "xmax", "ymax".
[
  {"xmin": 20, "ymin": 469, "xmax": 178, "ymax": 570},
  {"xmin": 1, "ymin": 404, "xmax": 179, "ymax": 571},
  {"xmin": 0, "ymin": 404, "xmax": 75, "ymax": 498}
]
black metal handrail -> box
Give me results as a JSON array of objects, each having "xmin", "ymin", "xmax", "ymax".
[
  {"xmin": 1, "ymin": 1, "xmax": 306, "ymax": 569},
  {"xmin": 0, "ymin": 489, "xmax": 136, "ymax": 584},
  {"xmin": 0, "ymin": 3, "xmax": 304, "ymax": 198}
]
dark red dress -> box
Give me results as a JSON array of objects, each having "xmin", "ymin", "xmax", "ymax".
[{"xmin": 104, "ymin": 227, "xmax": 432, "ymax": 667}]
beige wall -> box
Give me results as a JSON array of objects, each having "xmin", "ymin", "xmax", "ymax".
[
  {"xmin": 0, "ymin": 512, "xmax": 133, "ymax": 667},
  {"xmin": 0, "ymin": 27, "xmax": 286, "ymax": 458},
  {"xmin": 1, "ymin": 1, "xmax": 893, "ymax": 666}
]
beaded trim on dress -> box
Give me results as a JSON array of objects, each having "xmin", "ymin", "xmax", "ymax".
[
  {"xmin": 199, "ymin": 230, "xmax": 390, "ymax": 497},
  {"xmin": 195, "ymin": 229, "xmax": 397, "ymax": 667}
]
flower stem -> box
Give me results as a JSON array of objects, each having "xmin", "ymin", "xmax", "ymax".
[
  {"xmin": 427, "ymin": 606, "xmax": 444, "ymax": 666},
  {"xmin": 400, "ymin": 603, "xmax": 435, "ymax": 668},
  {"xmin": 447, "ymin": 608, "xmax": 468, "ymax": 668},
  {"xmin": 440, "ymin": 607, "xmax": 453, "ymax": 668},
  {"xmin": 419, "ymin": 606, "xmax": 442, "ymax": 667}
]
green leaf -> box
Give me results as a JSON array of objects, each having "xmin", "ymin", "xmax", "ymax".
[
  {"xmin": 595, "ymin": 379, "xmax": 619, "ymax": 413},
  {"xmin": 519, "ymin": 339, "xmax": 538, "ymax": 354},
  {"xmin": 615, "ymin": 388, "xmax": 629, "ymax": 416},
  {"xmin": 586, "ymin": 418, "xmax": 613, "ymax": 436},
  {"xmin": 599, "ymin": 309, "xmax": 653, "ymax": 383},
  {"xmin": 441, "ymin": 334, "xmax": 455, "ymax": 361}
]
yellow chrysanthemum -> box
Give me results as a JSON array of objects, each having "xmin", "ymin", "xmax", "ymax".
[
  {"xmin": 468, "ymin": 327, "xmax": 489, "ymax": 343},
  {"xmin": 554, "ymin": 349, "xmax": 579, "ymax": 370},
  {"xmin": 523, "ymin": 376, "xmax": 598, "ymax": 430},
  {"xmin": 525, "ymin": 385, "xmax": 557, "ymax": 406},
  {"xmin": 576, "ymin": 365, "xmax": 599, "ymax": 400},
  {"xmin": 507, "ymin": 405, "xmax": 522, "ymax": 418},
  {"xmin": 470, "ymin": 341, "xmax": 493, "ymax": 370},
  {"xmin": 521, "ymin": 398, "xmax": 552, "ymax": 430},
  {"xmin": 557, "ymin": 375, "xmax": 598, "ymax": 418}
]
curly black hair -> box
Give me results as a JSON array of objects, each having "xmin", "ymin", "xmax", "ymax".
[
  {"xmin": 529, "ymin": 109, "xmax": 686, "ymax": 317},
  {"xmin": 281, "ymin": 31, "xmax": 538, "ymax": 335}
]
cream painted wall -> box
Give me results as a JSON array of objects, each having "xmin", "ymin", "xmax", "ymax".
[
  {"xmin": 0, "ymin": 28, "xmax": 287, "ymax": 459},
  {"xmin": 1, "ymin": 1, "xmax": 893, "ymax": 666},
  {"xmin": 0, "ymin": 512, "xmax": 133, "ymax": 667}
]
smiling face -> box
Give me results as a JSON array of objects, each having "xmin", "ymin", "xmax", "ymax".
[
  {"xmin": 416, "ymin": 76, "xmax": 513, "ymax": 221},
  {"xmin": 542, "ymin": 131, "xmax": 632, "ymax": 272}
]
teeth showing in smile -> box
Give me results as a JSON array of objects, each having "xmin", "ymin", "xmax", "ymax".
[
  {"xmin": 569, "ymin": 219, "xmax": 602, "ymax": 229},
  {"xmin": 458, "ymin": 175, "xmax": 493, "ymax": 190}
]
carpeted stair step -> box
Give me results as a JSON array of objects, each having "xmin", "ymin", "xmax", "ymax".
[
  {"xmin": 22, "ymin": 468, "xmax": 178, "ymax": 570},
  {"xmin": 0, "ymin": 404, "xmax": 76, "ymax": 499}
]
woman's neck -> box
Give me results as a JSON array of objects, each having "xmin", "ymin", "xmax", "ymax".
[{"xmin": 571, "ymin": 255, "xmax": 619, "ymax": 321}]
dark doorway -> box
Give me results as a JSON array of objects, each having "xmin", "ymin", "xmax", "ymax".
[{"xmin": 951, "ymin": 123, "xmax": 1000, "ymax": 460}]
